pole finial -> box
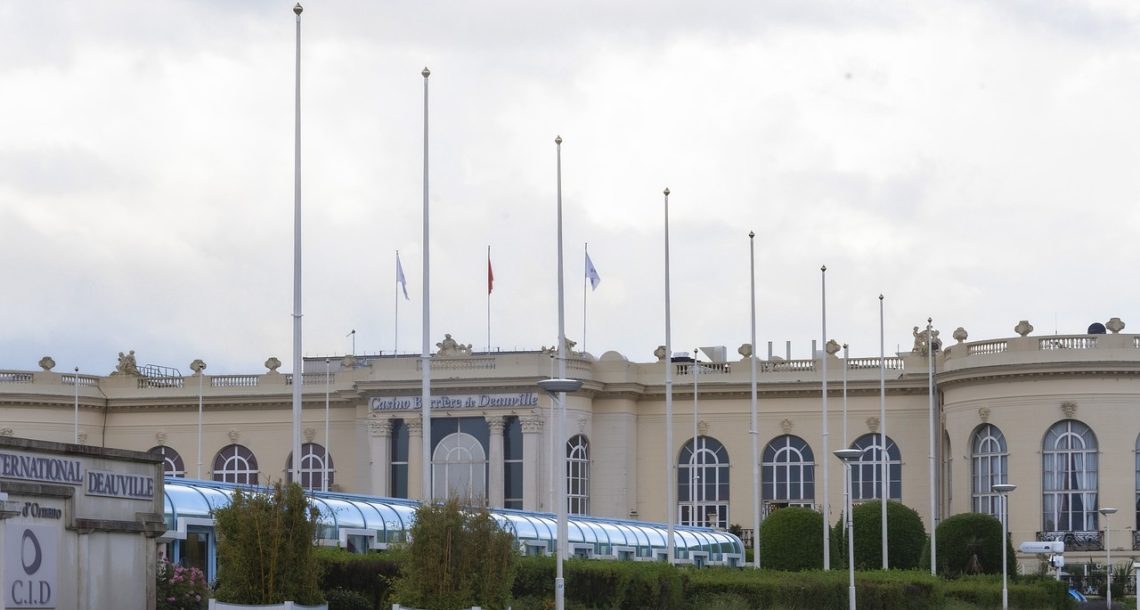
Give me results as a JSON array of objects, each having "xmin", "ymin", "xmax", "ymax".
[
  {"xmin": 879, "ymin": 294, "xmax": 884, "ymax": 301},
  {"xmin": 749, "ymin": 231, "xmax": 755, "ymax": 238},
  {"xmin": 422, "ymin": 67, "xmax": 431, "ymax": 78},
  {"xmin": 928, "ymin": 317, "xmax": 933, "ymax": 324},
  {"xmin": 555, "ymin": 135, "xmax": 562, "ymax": 145},
  {"xmin": 663, "ymin": 187, "xmax": 670, "ymax": 196},
  {"xmin": 293, "ymin": 3, "xmax": 303, "ymax": 15},
  {"xmin": 821, "ymin": 265, "xmax": 827, "ymax": 272}
]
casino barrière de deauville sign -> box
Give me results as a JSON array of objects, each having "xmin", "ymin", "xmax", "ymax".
[{"xmin": 370, "ymin": 392, "xmax": 539, "ymax": 411}]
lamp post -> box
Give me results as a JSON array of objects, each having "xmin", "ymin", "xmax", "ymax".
[
  {"xmin": 1101, "ymin": 506, "xmax": 1118, "ymax": 609},
  {"xmin": 993, "ymin": 483, "xmax": 1016, "ymax": 610},
  {"xmin": 835, "ymin": 448, "xmax": 861, "ymax": 610},
  {"xmin": 538, "ymin": 377, "xmax": 583, "ymax": 610}
]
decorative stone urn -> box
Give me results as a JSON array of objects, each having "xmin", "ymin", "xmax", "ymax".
[
  {"xmin": 953, "ymin": 327, "xmax": 968, "ymax": 344},
  {"xmin": 1014, "ymin": 320, "xmax": 1034, "ymax": 337},
  {"xmin": 1106, "ymin": 317, "xmax": 1126, "ymax": 334}
]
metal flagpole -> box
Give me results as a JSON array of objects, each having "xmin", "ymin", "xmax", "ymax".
[
  {"xmin": 821, "ymin": 265, "xmax": 830, "ymax": 570},
  {"xmin": 554, "ymin": 135, "xmax": 568, "ymax": 610},
  {"xmin": 420, "ymin": 66, "xmax": 432, "ymax": 502},
  {"xmin": 73, "ymin": 367, "xmax": 79, "ymax": 443},
  {"xmin": 290, "ymin": 2, "xmax": 304, "ymax": 484},
  {"xmin": 487, "ymin": 245, "xmax": 492, "ymax": 353},
  {"xmin": 197, "ymin": 363, "xmax": 205, "ymax": 479},
  {"xmin": 879, "ymin": 294, "xmax": 888, "ymax": 568},
  {"xmin": 663, "ymin": 187, "xmax": 675, "ymax": 564},
  {"xmin": 394, "ymin": 251, "xmax": 400, "ymax": 356},
  {"xmin": 842, "ymin": 343, "xmax": 848, "ymax": 446},
  {"xmin": 692, "ymin": 348, "xmax": 699, "ymax": 527},
  {"xmin": 748, "ymin": 231, "xmax": 760, "ymax": 568},
  {"xmin": 324, "ymin": 358, "xmax": 330, "ymax": 493},
  {"xmin": 582, "ymin": 243, "xmax": 588, "ymax": 354},
  {"xmin": 927, "ymin": 317, "xmax": 936, "ymax": 574}
]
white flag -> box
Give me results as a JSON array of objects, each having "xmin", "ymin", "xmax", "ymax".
[
  {"xmin": 585, "ymin": 252, "xmax": 601, "ymax": 291},
  {"xmin": 396, "ymin": 253, "xmax": 409, "ymax": 300}
]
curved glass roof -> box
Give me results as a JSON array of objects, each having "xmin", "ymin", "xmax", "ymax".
[{"xmin": 162, "ymin": 478, "xmax": 743, "ymax": 562}]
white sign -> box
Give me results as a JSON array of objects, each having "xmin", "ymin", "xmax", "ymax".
[
  {"xmin": 5, "ymin": 524, "xmax": 57, "ymax": 608},
  {"xmin": 370, "ymin": 392, "xmax": 539, "ymax": 411}
]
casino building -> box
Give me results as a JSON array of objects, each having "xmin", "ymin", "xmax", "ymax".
[{"xmin": 1, "ymin": 317, "xmax": 1138, "ymax": 574}]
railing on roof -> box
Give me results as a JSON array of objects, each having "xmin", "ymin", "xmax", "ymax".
[
  {"xmin": 846, "ymin": 357, "xmax": 904, "ymax": 370},
  {"xmin": 1040, "ymin": 336, "xmax": 1097, "ymax": 350},
  {"xmin": 417, "ymin": 357, "xmax": 496, "ymax": 371},
  {"xmin": 0, "ymin": 371, "xmax": 33, "ymax": 383},
  {"xmin": 285, "ymin": 372, "xmax": 335, "ymax": 385},
  {"xmin": 211, "ymin": 375, "xmax": 259, "ymax": 388}
]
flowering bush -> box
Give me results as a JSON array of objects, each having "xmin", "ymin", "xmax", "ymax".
[{"xmin": 156, "ymin": 559, "xmax": 208, "ymax": 610}]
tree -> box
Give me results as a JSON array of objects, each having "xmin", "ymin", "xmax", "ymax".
[
  {"xmin": 919, "ymin": 512, "xmax": 1014, "ymax": 577},
  {"xmin": 394, "ymin": 497, "xmax": 517, "ymax": 610},
  {"xmin": 212, "ymin": 482, "xmax": 322, "ymax": 605}
]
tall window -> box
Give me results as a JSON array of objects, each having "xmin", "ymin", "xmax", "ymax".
[
  {"xmin": 432, "ymin": 432, "xmax": 487, "ymax": 501},
  {"xmin": 678, "ymin": 436, "xmax": 730, "ymax": 528},
  {"xmin": 149, "ymin": 445, "xmax": 185, "ymax": 478},
  {"xmin": 213, "ymin": 444, "xmax": 258, "ymax": 485},
  {"xmin": 504, "ymin": 416, "xmax": 523, "ymax": 509},
  {"xmin": 390, "ymin": 419, "xmax": 409, "ymax": 498},
  {"xmin": 971, "ymin": 424, "xmax": 1008, "ymax": 515},
  {"xmin": 1043, "ymin": 420, "xmax": 1098, "ymax": 533},
  {"xmin": 567, "ymin": 434, "xmax": 590, "ymax": 515},
  {"xmin": 849, "ymin": 433, "xmax": 901, "ymax": 501},
  {"xmin": 286, "ymin": 443, "xmax": 334, "ymax": 491},
  {"xmin": 762, "ymin": 435, "xmax": 815, "ymax": 512}
]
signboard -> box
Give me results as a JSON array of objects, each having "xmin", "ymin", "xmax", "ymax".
[
  {"xmin": 86, "ymin": 470, "xmax": 155, "ymax": 500},
  {"xmin": 0, "ymin": 453, "xmax": 81, "ymax": 486},
  {"xmin": 370, "ymin": 392, "xmax": 539, "ymax": 411},
  {"xmin": 5, "ymin": 524, "xmax": 57, "ymax": 608}
]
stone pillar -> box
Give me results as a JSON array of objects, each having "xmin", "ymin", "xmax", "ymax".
[
  {"xmin": 369, "ymin": 418, "xmax": 392, "ymax": 496},
  {"xmin": 520, "ymin": 415, "xmax": 544, "ymax": 511},
  {"xmin": 486, "ymin": 416, "xmax": 506, "ymax": 508},
  {"xmin": 406, "ymin": 419, "xmax": 424, "ymax": 501}
]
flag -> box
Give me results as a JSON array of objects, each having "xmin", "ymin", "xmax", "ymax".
[
  {"xmin": 488, "ymin": 255, "xmax": 495, "ymax": 294},
  {"xmin": 396, "ymin": 253, "xmax": 409, "ymax": 300},
  {"xmin": 585, "ymin": 252, "xmax": 601, "ymax": 290}
]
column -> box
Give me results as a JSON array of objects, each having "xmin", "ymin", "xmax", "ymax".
[
  {"xmin": 486, "ymin": 416, "xmax": 506, "ymax": 508},
  {"xmin": 368, "ymin": 418, "xmax": 392, "ymax": 496},
  {"xmin": 520, "ymin": 415, "xmax": 544, "ymax": 511},
  {"xmin": 406, "ymin": 419, "xmax": 424, "ymax": 501}
]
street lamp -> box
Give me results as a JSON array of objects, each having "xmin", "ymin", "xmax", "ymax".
[
  {"xmin": 993, "ymin": 483, "xmax": 1016, "ymax": 610},
  {"xmin": 835, "ymin": 448, "xmax": 862, "ymax": 610},
  {"xmin": 538, "ymin": 376, "xmax": 583, "ymax": 610},
  {"xmin": 1101, "ymin": 506, "xmax": 1118, "ymax": 609}
]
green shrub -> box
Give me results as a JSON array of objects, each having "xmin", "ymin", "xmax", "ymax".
[
  {"xmin": 212, "ymin": 482, "xmax": 322, "ymax": 605},
  {"xmin": 684, "ymin": 567, "xmax": 942, "ymax": 610},
  {"xmin": 851, "ymin": 501, "xmax": 926, "ymax": 570},
  {"xmin": 323, "ymin": 587, "xmax": 373, "ymax": 610},
  {"xmin": 759, "ymin": 507, "xmax": 824, "ymax": 571},
  {"xmin": 511, "ymin": 556, "xmax": 684, "ymax": 610},
  {"xmin": 918, "ymin": 512, "xmax": 1014, "ymax": 577},
  {"xmin": 393, "ymin": 497, "xmax": 517, "ymax": 610},
  {"xmin": 942, "ymin": 574, "xmax": 1072, "ymax": 609},
  {"xmin": 316, "ymin": 546, "xmax": 402, "ymax": 608}
]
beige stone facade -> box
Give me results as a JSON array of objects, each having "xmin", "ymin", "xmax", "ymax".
[{"xmin": 1, "ymin": 324, "xmax": 1138, "ymax": 567}]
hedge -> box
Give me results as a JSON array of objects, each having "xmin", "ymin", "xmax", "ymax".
[
  {"xmin": 315, "ymin": 547, "xmax": 402, "ymax": 609},
  {"xmin": 918, "ymin": 512, "xmax": 1015, "ymax": 577},
  {"xmin": 851, "ymin": 500, "xmax": 927, "ymax": 570},
  {"xmin": 942, "ymin": 575, "xmax": 1073, "ymax": 609},
  {"xmin": 758, "ymin": 507, "xmax": 824, "ymax": 571}
]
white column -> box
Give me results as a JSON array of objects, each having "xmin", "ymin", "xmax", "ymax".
[
  {"xmin": 406, "ymin": 419, "xmax": 424, "ymax": 500},
  {"xmin": 486, "ymin": 416, "xmax": 506, "ymax": 508},
  {"xmin": 520, "ymin": 415, "xmax": 544, "ymax": 511},
  {"xmin": 369, "ymin": 419, "xmax": 392, "ymax": 496}
]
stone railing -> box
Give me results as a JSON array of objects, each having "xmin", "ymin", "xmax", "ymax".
[
  {"xmin": 846, "ymin": 357, "xmax": 904, "ymax": 371},
  {"xmin": 768, "ymin": 359, "xmax": 815, "ymax": 373},
  {"xmin": 62, "ymin": 374, "xmax": 99, "ymax": 387},
  {"xmin": 285, "ymin": 373, "xmax": 335, "ymax": 385},
  {"xmin": 417, "ymin": 357, "xmax": 496, "ymax": 371},
  {"xmin": 968, "ymin": 340, "xmax": 1008, "ymax": 356},
  {"xmin": 139, "ymin": 376, "xmax": 184, "ymax": 389},
  {"xmin": 1040, "ymin": 336, "xmax": 1097, "ymax": 350},
  {"xmin": 0, "ymin": 371, "xmax": 33, "ymax": 383},
  {"xmin": 1037, "ymin": 530, "xmax": 1103, "ymax": 552},
  {"xmin": 676, "ymin": 362, "xmax": 731, "ymax": 376},
  {"xmin": 211, "ymin": 375, "xmax": 260, "ymax": 388}
]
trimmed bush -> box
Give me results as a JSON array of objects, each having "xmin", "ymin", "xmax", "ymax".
[
  {"xmin": 512, "ymin": 555, "xmax": 684, "ymax": 610},
  {"xmin": 851, "ymin": 500, "xmax": 926, "ymax": 570},
  {"xmin": 759, "ymin": 506, "xmax": 824, "ymax": 571},
  {"xmin": 942, "ymin": 574, "xmax": 1072, "ymax": 609},
  {"xmin": 919, "ymin": 512, "xmax": 1015, "ymax": 577},
  {"xmin": 393, "ymin": 497, "xmax": 517, "ymax": 610},
  {"xmin": 212, "ymin": 482, "xmax": 323, "ymax": 605},
  {"xmin": 323, "ymin": 587, "xmax": 372, "ymax": 610},
  {"xmin": 684, "ymin": 568, "xmax": 942, "ymax": 610},
  {"xmin": 316, "ymin": 546, "xmax": 402, "ymax": 608}
]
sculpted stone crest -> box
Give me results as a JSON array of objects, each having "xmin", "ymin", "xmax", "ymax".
[
  {"xmin": 113, "ymin": 350, "xmax": 141, "ymax": 376},
  {"xmin": 435, "ymin": 334, "xmax": 472, "ymax": 357}
]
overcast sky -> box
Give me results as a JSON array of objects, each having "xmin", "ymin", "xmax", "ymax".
[{"xmin": 2, "ymin": 1, "xmax": 1140, "ymax": 375}]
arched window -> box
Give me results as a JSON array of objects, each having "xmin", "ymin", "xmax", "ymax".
[
  {"xmin": 970, "ymin": 424, "xmax": 1007, "ymax": 515},
  {"xmin": 567, "ymin": 434, "xmax": 590, "ymax": 515},
  {"xmin": 762, "ymin": 435, "xmax": 815, "ymax": 513},
  {"xmin": 432, "ymin": 432, "xmax": 487, "ymax": 501},
  {"xmin": 849, "ymin": 433, "xmax": 901, "ymax": 501},
  {"xmin": 286, "ymin": 443, "xmax": 334, "ymax": 491},
  {"xmin": 148, "ymin": 445, "xmax": 185, "ymax": 478},
  {"xmin": 212, "ymin": 444, "xmax": 258, "ymax": 485},
  {"xmin": 678, "ymin": 436, "xmax": 730, "ymax": 528},
  {"xmin": 1043, "ymin": 420, "xmax": 1098, "ymax": 534}
]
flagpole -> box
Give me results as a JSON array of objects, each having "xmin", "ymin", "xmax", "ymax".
[
  {"xmin": 554, "ymin": 135, "xmax": 569, "ymax": 610},
  {"xmin": 290, "ymin": 2, "xmax": 304, "ymax": 484},
  {"xmin": 879, "ymin": 294, "xmax": 888, "ymax": 568},
  {"xmin": 663, "ymin": 187, "xmax": 675, "ymax": 564},
  {"xmin": 420, "ymin": 66, "xmax": 432, "ymax": 502},
  {"xmin": 394, "ymin": 251, "xmax": 400, "ymax": 357},
  {"xmin": 692, "ymin": 347, "xmax": 699, "ymax": 527},
  {"xmin": 927, "ymin": 317, "xmax": 936, "ymax": 575},
  {"xmin": 487, "ymin": 245, "xmax": 492, "ymax": 353},
  {"xmin": 821, "ymin": 265, "xmax": 830, "ymax": 570},
  {"xmin": 582, "ymin": 243, "xmax": 588, "ymax": 354},
  {"xmin": 748, "ymin": 231, "xmax": 760, "ymax": 568}
]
